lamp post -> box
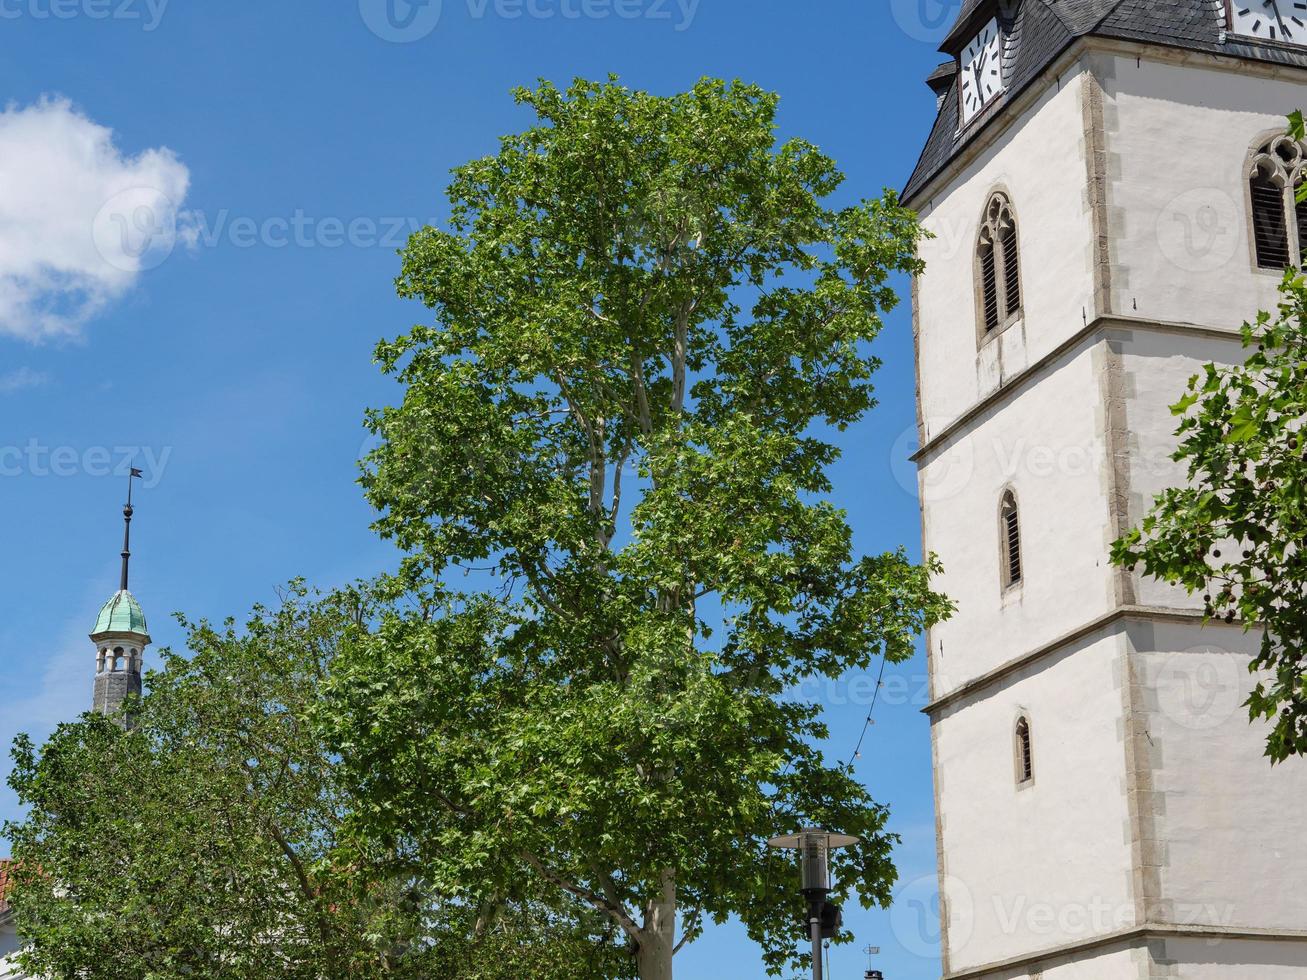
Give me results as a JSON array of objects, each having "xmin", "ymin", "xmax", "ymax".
[{"xmin": 767, "ymin": 828, "xmax": 860, "ymax": 980}]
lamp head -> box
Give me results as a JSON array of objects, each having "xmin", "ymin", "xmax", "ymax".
[{"xmin": 766, "ymin": 827, "xmax": 861, "ymax": 895}]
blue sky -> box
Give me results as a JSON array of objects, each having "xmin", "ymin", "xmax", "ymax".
[{"xmin": 0, "ymin": 1, "xmax": 964, "ymax": 975}]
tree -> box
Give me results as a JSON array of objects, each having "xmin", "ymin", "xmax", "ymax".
[
  {"xmin": 5, "ymin": 586, "xmax": 625, "ymax": 979},
  {"xmin": 325, "ymin": 77, "xmax": 952, "ymax": 979},
  {"xmin": 1112, "ymin": 126, "xmax": 1307, "ymax": 760}
]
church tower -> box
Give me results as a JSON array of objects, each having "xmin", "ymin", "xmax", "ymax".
[
  {"xmin": 906, "ymin": 2, "xmax": 1307, "ymax": 978},
  {"xmin": 90, "ymin": 476, "xmax": 149, "ymax": 721}
]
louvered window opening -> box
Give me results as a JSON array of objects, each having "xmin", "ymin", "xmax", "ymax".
[
  {"xmin": 1000, "ymin": 225, "xmax": 1021, "ymax": 312},
  {"xmin": 980, "ymin": 242, "xmax": 1000, "ymax": 333},
  {"xmin": 1295, "ymin": 186, "xmax": 1307, "ymax": 267},
  {"xmin": 1252, "ymin": 174, "xmax": 1289, "ymax": 268},
  {"xmin": 1250, "ymin": 136, "xmax": 1307, "ymax": 270},
  {"xmin": 976, "ymin": 193, "xmax": 1021, "ymax": 336},
  {"xmin": 1001, "ymin": 491, "xmax": 1021, "ymax": 589},
  {"xmin": 1016, "ymin": 718, "xmax": 1033, "ymax": 784}
]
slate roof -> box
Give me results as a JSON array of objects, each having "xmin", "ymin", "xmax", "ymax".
[{"xmin": 903, "ymin": 0, "xmax": 1307, "ymax": 204}]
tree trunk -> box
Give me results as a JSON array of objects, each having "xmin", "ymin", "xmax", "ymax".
[
  {"xmin": 636, "ymin": 871, "xmax": 677, "ymax": 980},
  {"xmin": 637, "ymin": 931, "xmax": 674, "ymax": 980}
]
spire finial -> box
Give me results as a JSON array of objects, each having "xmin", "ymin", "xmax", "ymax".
[{"xmin": 119, "ymin": 467, "xmax": 143, "ymax": 592}]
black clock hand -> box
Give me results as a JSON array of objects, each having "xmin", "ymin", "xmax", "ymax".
[{"xmin": 1265, "ymin": 0, "xmax": 1292, "ymax": 36}]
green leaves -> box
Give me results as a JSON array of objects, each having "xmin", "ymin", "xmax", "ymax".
[
  {"xmin": 336, "ymin": 76, "xmax": 952, "ymax": 977},
  {"xmin": 6, "ymin": 75, "xmax": 953, "ymax": 980},
  {"xmin": 5, "ymin": 586, "xmax": 619, "ymax": 979},
  {"xmin": 1114, "ymin": 265, "xmax": 1307, "ymax": 762}
]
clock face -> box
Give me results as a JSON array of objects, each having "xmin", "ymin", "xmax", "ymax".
[
  {"xmin": 960, "ymin": 18, "xmax": 1005, "ymax": 124},
  {"xmin": 1229, "ymin": 0, "xmax": 1307, "ymax": 43}
]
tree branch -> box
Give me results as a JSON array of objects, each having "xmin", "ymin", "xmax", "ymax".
[
  {"xmin": 673, "ymin": 904, "xmax": 703, "ymax": 955},
  {"xmin": 521, "ymin": 851, "xmax": 643, "ymax": 942}
]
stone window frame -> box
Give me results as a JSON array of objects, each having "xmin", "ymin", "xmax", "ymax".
[
  {"xmin": 1245, "ymin": 130, "xmax": 1307, "ymax": 274},
  {"xmin": 974, "ymin": 189, "xmax": 1024, "ymax": 348},
  {"xmin": 1014, "ymin": 714, "xmax": 1035, "ymax": 789},
  {"xmin": 998, "ymin": 486, "xmax": 1024, "ymax": 594}
]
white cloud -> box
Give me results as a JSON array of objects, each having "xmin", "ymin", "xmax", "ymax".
[
  {"xmin": 0, "ymin": 367, "xmax": 49, "ymax": 394},
  {"xmin": 0, "ymin": 97, "xmax": 191, "ymax": 342}
]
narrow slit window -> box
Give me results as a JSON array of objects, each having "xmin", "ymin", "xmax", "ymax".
[
  {"xmin": 1001, "ymin": 490, "xmax": 1022, "ymax": 589},
  {"xmin": 1015, "ymin": 717, "xmax": 1033, "ymax": 785}
]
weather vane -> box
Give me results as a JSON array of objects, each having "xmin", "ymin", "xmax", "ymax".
[
  {"xmin": 863, "ymin": 944, "xmax": 883, "ymax": 980},
  {"xmin": 119, "ymin": 466, "xmax": 144, "ymax": 592}
]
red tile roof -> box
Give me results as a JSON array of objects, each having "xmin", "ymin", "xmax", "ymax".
[{"xmin": 0, "ymin": 860, "xmax": 11, "ymax": 917}]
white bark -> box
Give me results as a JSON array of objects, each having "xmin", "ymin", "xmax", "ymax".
[{"xmin": 636, "ymin": 871, "xmax": 677, "ymax": 980}]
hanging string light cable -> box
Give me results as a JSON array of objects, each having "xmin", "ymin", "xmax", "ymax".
[
  {"xmin": 846, "ymin": 653, "xmax": 889, "ymax": 767},
  {"xmin": 774, "ymin": 651, "xmax": 891, "ymax": 796}
]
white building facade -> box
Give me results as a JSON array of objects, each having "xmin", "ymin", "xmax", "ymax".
[{"xmin": 905, "ymin": 2, "xmax": 1307, "ymax": 978}]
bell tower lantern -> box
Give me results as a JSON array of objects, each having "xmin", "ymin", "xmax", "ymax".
[{"xmin": 91, "ymin": 471, "xmax": 149, "ymax": 721}]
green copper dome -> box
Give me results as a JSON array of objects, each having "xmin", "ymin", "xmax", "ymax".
[{"xmin": 92, "ymin": 590, "xmax": 150, "ymax": 638}]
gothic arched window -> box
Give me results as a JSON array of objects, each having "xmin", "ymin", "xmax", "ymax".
[
  {"xmin": 1000, "ymin": 489, "xmax": 1022, "ymax": 590},
  {"xmin": 1249, "ymin": 134, "xmax": 1307, "ymax": 269},
  {"xmin": 976, "ymin": 192, "xmax": 1022, "ymax": 339},
  {"xmin": 1015, "ymin": 716, "xmax": 1034, "ymax": 785}
]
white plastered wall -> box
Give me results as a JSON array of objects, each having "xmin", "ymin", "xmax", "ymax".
[
  {"xmin": 1132, "ymin": 620, "xmax": 1307, "ymax": 935},
  {"xmin": 1162, "ymin": 937, "xmax": 1307, "ymax": 978},
  {"xmin": 979, "ymin": 945, "xmax": 1143, "ymax": 979},
  {"xmin": 922, "ymin": 345, "xmax": 1115, "ymax": 697},
  {"xmin": 934, "ymin": 632, "xmax": 1133, "ymax": 973},
  {"xmin": 1100, "ymin": 51, "xmax": 1306, "ymax": 328},
  {"xmin": 1115, "ymin": 329, "xmax": 1246, "ymax": 610},
  {"xmin": 914, "ymin": 66, "xmax": 1099, "ymax": 439},
  {"xmin": 914, "ymin": 38, "xmax": 1307, "ymax": 980}
]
